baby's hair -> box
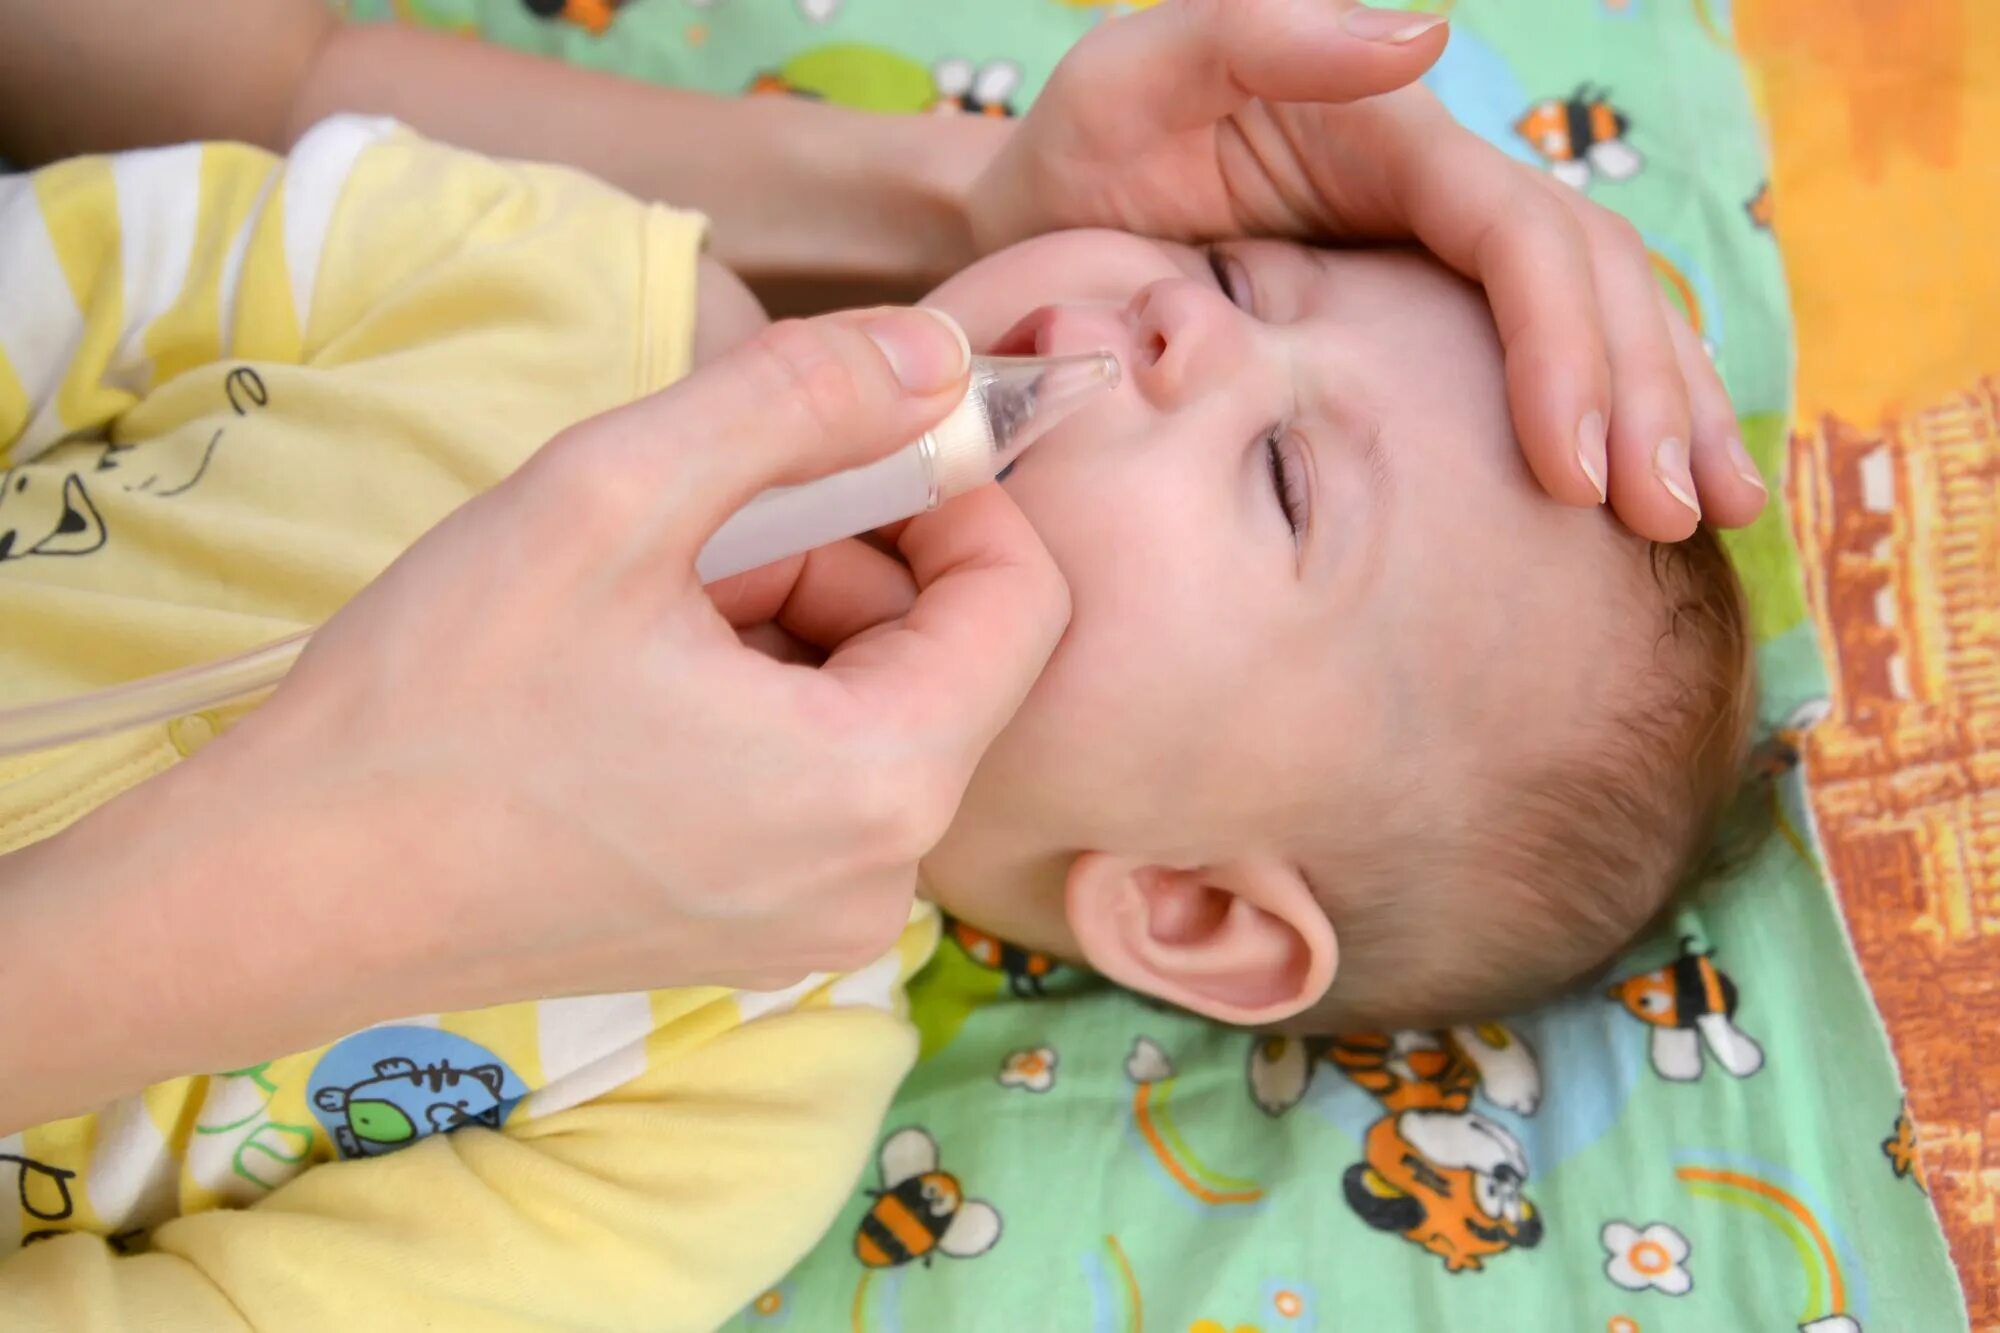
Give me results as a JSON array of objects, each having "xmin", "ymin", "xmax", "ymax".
[{"xmin": 1306, "ymin": 525, "xmax": 1755, "ymax": 1030}]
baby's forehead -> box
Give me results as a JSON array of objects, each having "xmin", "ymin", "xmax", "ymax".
[{"xmin": 1262, "ymin": 244, "xmax": 1646, "ymax": 759}]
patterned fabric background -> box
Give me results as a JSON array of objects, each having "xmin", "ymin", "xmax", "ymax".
[{"xmin": 330, "ymin": 0, "xmax": 1990, "ymax": 1324}]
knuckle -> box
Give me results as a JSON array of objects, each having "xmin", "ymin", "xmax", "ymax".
[
  {"xmin": 1584, "ymin": 205, "xmax": 1645, "ymax": 258},
  {"xmin": 535, "ymin": 429, "xmax": 646, "ymax": 528},
  {"xmin": 849, "ymin": 766, "xmax": 932, "ymax": 858},
  {"xmin": 845, "ymin": 755, "xmax": 949, "ymax": 863},
  {"xmin": 748, "ymin": 319, "xmax": 868, "ymax": 448},
  {"xmin": 1538, "ymin": 193, "xmax": 1594, "ymax": 252}
]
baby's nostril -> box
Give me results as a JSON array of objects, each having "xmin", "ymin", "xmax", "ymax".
[{"xmin": 1143, "ymin": 331, "xmax": 1167, "ymax": 366}]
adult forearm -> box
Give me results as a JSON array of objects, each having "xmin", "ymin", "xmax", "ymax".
[
  {"xmin": 0, "ymin": 737, "xmax": 410, "ymax": 1134},
  {"xmin": 289, "ymin": 21, "xmax": 1003, "ymax": 294},
  {"xmin": 0, "ymin": 0, "xmax": 332, "ymax": 162}
]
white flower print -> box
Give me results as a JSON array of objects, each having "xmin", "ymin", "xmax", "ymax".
[
  {"xmin": 1124, "ymin": 1036, "xmax": 1173, "ymax": 1085},
  {"xmin": 1602, "ymin": 1220, "xmax": 1693, "ymax": 1295},
  {"xmin": 998, "ymin": 1046, "xmax": 1057, "ymax": 1093}
]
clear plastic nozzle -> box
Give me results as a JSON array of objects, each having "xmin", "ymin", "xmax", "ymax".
[{"xmin": 974, "ymin": 351, "xmax": 1121, "ymax": 479}]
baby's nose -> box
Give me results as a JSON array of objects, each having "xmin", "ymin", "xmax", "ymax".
[{"xmin": 1126, "ymin": 278, "xmax": 1247, "ymax": 410}]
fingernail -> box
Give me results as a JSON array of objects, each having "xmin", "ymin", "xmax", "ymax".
[
  {"xmin": 866, "ymin": 307, "xmax": 971, "ymax": 395},
  {"xmin": 1725, "ymin": 435, "xmax": 1767, "ymax": 493},
  {"xmin": 1653, "ymin": 437, "xmax": 1701, "ymax": 517},
  {"xmin": 1340, "ymin": 6, "xmax": 1447, "ymax": 42},
  {"xmin": 1576, "ymin": 410, "xmax": 1608, "ymax": 503}
]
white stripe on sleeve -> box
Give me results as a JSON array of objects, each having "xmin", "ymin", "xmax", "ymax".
[
  {"xmin": 282, "ymin": 115, "xmax": 400, "ymax": 348},
  {"xmin": 84, "ymin": 1094, "xmax": 181, "ymax": 1237},
  {"xmin": 105, "ymin": 142, "xmax": 204, "ymax": 396},
  {"xmin": 215, "ymin": 164, "xmax": 279, "ymax": 359},
  {"xmin": 0, "ymin": 173, "xmax": 86, "ymax": 462},
  {"xmin": 516, "ymin": 992, "xmax": 658, "ymax": 1120}
]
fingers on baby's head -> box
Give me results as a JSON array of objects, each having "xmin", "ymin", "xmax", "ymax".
[{"xmin": 1299, "ymin": 526, "xmax": 1754, "ymax": 1032}]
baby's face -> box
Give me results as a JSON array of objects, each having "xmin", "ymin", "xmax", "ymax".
[{"xmin": 920, "ymin": 233, "xmax": 1641, "ymax": 952}]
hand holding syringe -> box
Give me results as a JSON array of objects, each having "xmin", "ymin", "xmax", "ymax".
[{"xmin": 0, "ymin": 350, "xmax": 1116, "ymax": 756}]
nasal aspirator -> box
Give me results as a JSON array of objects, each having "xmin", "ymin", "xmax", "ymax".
[{"xmin": 0, "ymin": 352, "xmax": 1119, "ymax": 757}]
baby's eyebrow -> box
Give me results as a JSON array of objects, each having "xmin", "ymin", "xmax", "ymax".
[
  {"xmin": 1360, "ymin": 417, "xmax": 1392, "ymax": 500},
  {"xmin": 1301, "ymin": 383, "xmax": 1392, "ymax": 511},
  {"xmin": 1276, "ymin": 252, "xmax": 1394, "ymax": 500}
]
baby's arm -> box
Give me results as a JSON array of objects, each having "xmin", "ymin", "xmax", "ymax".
[{"xmin": 0, "ymin": 1009, "xmax": 916, "ymax": 1332}]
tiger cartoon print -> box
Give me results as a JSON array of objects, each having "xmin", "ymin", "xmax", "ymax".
[{"xmin": 1249, "ymin": 1026, "xmax": 1544, "ymax": 1273}]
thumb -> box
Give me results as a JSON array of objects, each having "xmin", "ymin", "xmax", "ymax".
[
  {"xmin": 1060, "ymin": 0, "xmax": 1446, "ymax": 138},
  {"xmin": 538, "ymin": 306, "xmax": 971, "ymax": 588},
  {"xmin": 820, "ymin": 484, "xmax": 1070, "ymax": 774}
]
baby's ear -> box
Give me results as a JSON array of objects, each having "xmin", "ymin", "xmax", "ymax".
[{"xmin": 1063, "ymin": 853, "xmax": 1336, "ymax": 1026}]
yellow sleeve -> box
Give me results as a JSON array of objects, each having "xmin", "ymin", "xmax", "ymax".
[
  {"xmin": 0, "ymin": 115, "xmax": 701, "ymax": 473},
  {"xmin": 0, "ymin": 1008, "xmax": 915, "ymax": 1332},
  {"xmin": 0, "ymin": 117, "xmax": 704, "ymax": 703},
  {"xmin": 0, "ymin": 120, "xmax": 363, "ymax": 471}
]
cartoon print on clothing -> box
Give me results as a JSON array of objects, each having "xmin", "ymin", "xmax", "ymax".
[
  {"xmin": 948, "ymin": 918, "xmax": 1059, "ymax": 997},
  {"xmin": 518, "ymin": 0, "xmax": 630, "ymax": 36},
  {"xmin": 189, "ymin": 1063, "xmax": 319, "ymax": 1204},
  {"xmin": 1514, "ymin": 86, "xmax": 1644, "ymax": 190},
  {"xmin": 854, "ymin": 1127, "xmax": 1002, "ymax": 1269},
  {"xmin": 0, "ymin": 471, "xmax": 105, "ymax": 563},
  {"xmin": 1251, "ymin": 1026, "xmax": 1543, "ymax": 1272},
  {"xmin": 1601, "ymin": 1219, "xmax": 1694, "ymax": 1295},
  {"xmin": 306, "ymin": 1026, "xmax": 525, "ymax": 1160},
  {"xmin": 0, "ymin": 365, "xmax": 265, "ymax": 564},
  {"xmin": 1606, "ymin": 937, "xmax": 1765, "ymax": 1081},
  {"xmin": 1882, "ymin": 1106, "xmax": 1927, "ymax": 1194},
  {"xmin": 3, "ymin": 1152, "xmax": 79, "ymax": 1244}
]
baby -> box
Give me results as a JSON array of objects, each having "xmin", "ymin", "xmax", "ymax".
[
  {"xmin": 0, "ymin": 121, "xmax": 1749, "ymax": 1328},
  {"xmin": 914, "ymin": 231, "xmax": 1753, "ymax": 1031}
]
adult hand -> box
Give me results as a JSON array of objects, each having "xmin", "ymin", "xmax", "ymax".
[
  {"xmin": 245, "ymin": 306, "xmax": 1065, "ymax": 1002},
  {"xmin": 0, "ymin": 307, "xmax": 1068, "ymax": 1130},
  {"xmin": 968, "ymin": 0, "xmax": 1767, "ymax": 541}
]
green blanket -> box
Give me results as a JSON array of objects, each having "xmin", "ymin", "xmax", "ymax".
[{"xmin": 352, "ymin": 2, "xmax": 1966, "ymax": 1327}]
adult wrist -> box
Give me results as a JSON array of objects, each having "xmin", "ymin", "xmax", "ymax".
[
  {"xmin": 0, "ymin": 724, "xmax": 411, "ymax": 1129},
  {"xmin": 734, "ymin": 105, "xmax": 1008, "ymax": 309}
]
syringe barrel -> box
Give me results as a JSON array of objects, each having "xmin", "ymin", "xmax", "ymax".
[
  {"xmin": 695, "ymin": 437, "xmax": 937, "ymax": 583},
  {"xmin": 691, "ymin": 349, "xmax": 1118, "ymax": 583}
]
